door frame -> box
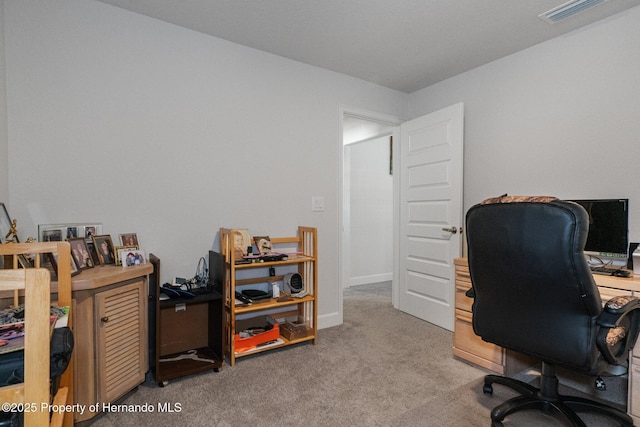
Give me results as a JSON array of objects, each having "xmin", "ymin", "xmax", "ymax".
[{"xmin": 338, "ymin": 106, "xmax": 402, "ymax": 323}]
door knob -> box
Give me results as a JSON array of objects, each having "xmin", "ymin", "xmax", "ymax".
[{"xmin": 442, "ymin": 227, "xmax": 460, "ymax": 234}]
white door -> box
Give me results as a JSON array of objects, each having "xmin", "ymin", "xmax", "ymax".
[{"xmin": 397, "ymin": 103, "xmax": 464, "ymax": 331}]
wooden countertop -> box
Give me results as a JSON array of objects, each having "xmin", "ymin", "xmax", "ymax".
[
  {"xmin": 455, "ymin": 257, "xmax": 640, "ymax": 292},
  {"xmin": 57, "ymin": 263, "xmax": 153, "ymax": 293}
]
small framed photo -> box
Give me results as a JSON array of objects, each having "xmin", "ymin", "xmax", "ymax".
[
  {"xmin": 119, "ymin": 233, "xmax": 139, "ymax": 247},
  {"xmin": 114, "ymin": 245, "xmax": 139, "ymax": 266},
  {"xmin": 68, "ymin": 237, "xmax": 94, "ymax": 270},
  {"xmin": 232, "ymin": 229, "xmax": 252, "ymax": 259},
  {"xmin": 253, "ymin": 236, "xmax": 273, "ymax": 255},
  {"xmin": 93, "ymin": 235, "xmax": 116, "ymax": 265},
  {"xmin": 118, "ymin": 248, "xmax": 146, "ymax": 268},
  {"xmin": 47, "ymin": 252, "xmax": 80, "ymax": 278}
]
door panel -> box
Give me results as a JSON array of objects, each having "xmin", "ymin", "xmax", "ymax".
[{"xmin": 398, "ymin": 103, "xmax": 464, "ymax": 331}]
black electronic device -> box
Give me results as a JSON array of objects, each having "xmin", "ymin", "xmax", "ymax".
[
  {"xmin": 628, "ymin": 242, "xmax": 639, "ymax": 270},
  {"xmin": 569, "ymin": 199, "xmax": 629, "ymax": 259},
  {"xmin": 208, "ymin": 250, "xmax": 224, "ymax": 292},
  {"xmin": 262, "ymin": 253, "xmax": 287, "ymax": 262},
  {"xmin": 241, "ymin": 289, "xmax": 272, "ymax": 300},
  {"xmin": 284, "ymin": 272, "xmax": 304, "ymax": 294}
]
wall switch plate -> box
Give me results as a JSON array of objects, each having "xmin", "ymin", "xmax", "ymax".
[{"xmin": 312, "ymin": 196, "xmax": 325, "ymax": 212}]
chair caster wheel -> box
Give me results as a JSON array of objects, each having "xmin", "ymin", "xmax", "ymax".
[
  {"xmin": 483, "ymin": 383, "xmax": 493, "ymax": 395},
  {"xmin": 158, "ymin": 381, "xmax": 168, "ymax": 387}
]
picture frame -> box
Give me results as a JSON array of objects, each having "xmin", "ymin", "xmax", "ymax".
[
  {"xmin": 114, "ymin": 245, "xmax": 139, "ymax": 266},
  {"xmin": 232, "ymin": 229, "xmax": 252, "ymax": 259},
  {"xmin": 38, "ymin": 223, "xmax": 102, "ymax": 244},
  {"xmin": 86, "ymin": 242, "xmax": 100, "ymax": 266},
  {"xmin": 253, "ymin": 236, "xmax": 273, "ymax": 255},
  {"xmin": 119, "ymin": 233, "xmax": 139, "ymax": 247},
  {"xmin": 92, "ymin": 235, "xmax": 116, "ymax": 265},
  {"xmin": 118, "ymin": 248, "xmax": 146, "ymax": 268},
  {"xmin": 47, "ymin": 252, "xmax": 80, "ymax": 279},
  {"xmin": 68, "ymin": 237, "xmax": 94, "ymax": 270}
]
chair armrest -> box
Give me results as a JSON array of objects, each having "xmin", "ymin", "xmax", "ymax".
[
  {"xmin": 465, "ymin": 288, "xmax": 475, "ymax": 298},
  {"xmin": 596, "ymin": 295, "xmax": 640, "ymax": 364},
  {"xmin": 597, "ymin": 295, "xmax": 640, "ymax": 327}
]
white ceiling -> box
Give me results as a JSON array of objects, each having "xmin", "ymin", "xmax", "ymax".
[{"xmin": 95, "ymin": 0, "xmax": 640, "ymax": 93}]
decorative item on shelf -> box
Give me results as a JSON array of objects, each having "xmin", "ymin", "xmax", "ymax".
[
  {"xmin": 0, "ymin": 203, "xmax": 19, "ymax": 244},
  {"xmin": 38, "ymin": 222, "xmax": 103, "ymax": 244},
  {"xmin": 114, "ymin": 245, "xmax": 139, "ymax": 265},
  {"xmin": 232, "ymin": 229, "xmax": 252, "ymax": 262},
  {"xmin": 46, "ymin": 252, "xmax": 80, "ymax": 278},
  {"xmin": 119, "ymin": 248, "xmax": 146, "ymax": 268},
  {"xmin": 119, "ymin": 233, "xmax": 139, "ymax": 247},
  {"xmin": 253, "ymin": 235, "xmax": 272, "ymax": 255},
  {"xmin": 68, "ymin": 237, "xmax": 95, "ymax": 270},
  {"xmin": 93, "ymin": 234, "xmax": 116, "ymax": 265}
]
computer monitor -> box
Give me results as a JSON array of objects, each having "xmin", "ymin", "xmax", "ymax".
[{"xmin": 569, "ymin": 198, "xmax": 629, "ymax": 259}]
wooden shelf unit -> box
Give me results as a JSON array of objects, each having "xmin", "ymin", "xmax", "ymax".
[{"xmin": 220, "ymin": 226, "xmax": 318, "ymax": 366}]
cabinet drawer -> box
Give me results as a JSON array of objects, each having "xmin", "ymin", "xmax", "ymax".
[
  {"xmin": 455, "ymin": 284, "xmax": 473, "ymax": 313},
  {"xmin": 454, "ymin": 309, "xmax": 503, "ymax": 366}
]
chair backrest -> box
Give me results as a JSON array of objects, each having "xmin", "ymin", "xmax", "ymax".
[
  {"xmin": 0, "ymin": 268, "xmax": 51, "ymax": 426},
  {"xmin": 466, "ymin": 198, "xmax": 603, "ymax": 371},
  {"xmin": 0, "ymin": 242, "xmax": 74, "ymax": 427}
]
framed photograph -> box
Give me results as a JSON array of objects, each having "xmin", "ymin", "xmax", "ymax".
[
  {"xmin": 118, "ymin": 248, "xmax": 146, "ymax": 268},
  {"xmin": 38, "ymin": 223, "xmax": 102, "ymax": 244},
  {"xmin": 68, "ymin": 237, "xmax": 94, "ymax": 270},
  {"xmin": 114, "ymin": 245, "xmax": 139, "ymax": 266},
  {"xmin": 93, "ymin": 235, "xmax": 115, "ymax": 265},
  {"xmin": 232, "ymin": 229, "xmax": 252, "ymax": 259},
  {"xmin": 119, "ymin": 233, "xmax": 139, "ymax": 247},
  {"xmin": 86, "ymin": 242, "xmax": 100, "ymax": 266},
  {"xmin": 253, "ymin": 236, "xmax": 273, "ymax": 255},
  {"xmin": 47, "ymin": 252, "xmax": 80, "ymax": 279},
  {"xmin": 0, "ymin": 203, "xmax": 19, "ymax": 243}
]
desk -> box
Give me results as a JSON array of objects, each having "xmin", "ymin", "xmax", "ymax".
[{"xmin": 453, "ymin": 257, "xmax": 640, "ymax": 424}]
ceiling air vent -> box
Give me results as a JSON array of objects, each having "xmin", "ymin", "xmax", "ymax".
[{"xmin": 538, "ymin": 0, "xmax": 609, "ymax": 23}]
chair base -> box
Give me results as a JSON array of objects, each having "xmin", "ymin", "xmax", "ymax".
[{"xmin": 483, "ymin": 363, "xmax": 633, "ymax": 426}]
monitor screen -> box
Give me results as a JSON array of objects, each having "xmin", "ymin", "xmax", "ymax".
[{"xmin": 570, "ymin": 199, "xmax": 629, "ymax": 257}]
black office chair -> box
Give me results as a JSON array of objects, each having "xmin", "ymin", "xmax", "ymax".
[{"xmin": 466, "ymin": 195, "xmax": 640, "ymax": 426}]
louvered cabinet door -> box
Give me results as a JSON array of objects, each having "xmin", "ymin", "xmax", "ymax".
[{"xmin": 95, "ymin": 280, "xmax": 147, "ymax": 403}]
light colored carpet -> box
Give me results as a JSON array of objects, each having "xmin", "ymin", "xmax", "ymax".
[{"xmin": 86, "ymin": 282, "xmax": 628, "ymax": 426}]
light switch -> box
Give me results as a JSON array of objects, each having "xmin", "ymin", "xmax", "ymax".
[{"xmin": 312, "ymin": 196, "xmax": 325, "ymax": 212}]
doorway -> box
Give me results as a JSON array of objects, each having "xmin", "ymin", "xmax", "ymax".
[
  {"xmin": 340, "ymin": 108, "xmax": 401, "ymax": 323},
  {"xmin": 339, "ymin": 103, "xmax": 464, "ymax": 331}
]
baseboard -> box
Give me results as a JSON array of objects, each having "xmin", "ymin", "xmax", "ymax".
[{"xmin": 346, "ymin": 273, "xmax": 392, "ymax": 287}]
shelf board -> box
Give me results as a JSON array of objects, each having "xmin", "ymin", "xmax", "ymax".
[
  {"xmin": 232, "ymin": 295, "xmax": 314, "ymax": 313},
  {"xmin": 234, "ymin": 334, "xmax": 315, "ymax": 358},
  {"xmin": 232, "ymin": 255, "xmax": 315, "ymax": 268},
  {"xmin": 155, "ymin": 346, "xmax": 223, "ymax": 382}
]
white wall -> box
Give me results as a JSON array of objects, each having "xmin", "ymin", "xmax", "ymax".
[
  {"xmin": 0, "ymin": 1, "xmax": 8, "ymax": 204},
  {"xmin": 409, "ymin": 6, "xmax": 640, "ymax": 245},
  {"xmin": 344, "ymin": 135, "xmax": 393, "ymax": 287},
  {"xmin": 2, "ymin": 0, "xmax": 408, "ymax": 328}
]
